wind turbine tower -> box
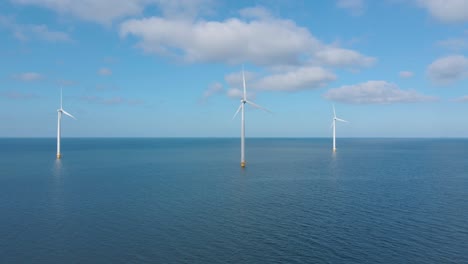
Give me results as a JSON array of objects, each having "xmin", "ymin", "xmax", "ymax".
[
  {"xmin": 232, "ymin": 68, "xmax": 270, "ymax": 167},
  {"xmin": 56, "ymin": 88, "xmax": 76, "ymax": 159},
  {"xmin": 332, "ymin": 105, "xmax": 348, "ymax": 152}
]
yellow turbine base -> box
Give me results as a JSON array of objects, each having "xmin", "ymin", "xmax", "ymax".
[
  {"xmin": 57, "ymin": 154, "xmax": 62, "ymax": 159},
  {"xmin": 241, "ymin": 161, "xmax": 246, "ymax": 168}
]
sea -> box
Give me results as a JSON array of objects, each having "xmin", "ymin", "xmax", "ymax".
[{"xmin": 0, "ymin": 138, "xmax": 467, "ymax": 263}]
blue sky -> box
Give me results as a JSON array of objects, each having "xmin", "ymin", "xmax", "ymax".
[{"xmin": 1, "ymin": 0, "xmax": 467, "ymax": 137}]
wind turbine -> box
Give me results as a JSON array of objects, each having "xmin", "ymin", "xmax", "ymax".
[
  {"xmin": 56, "ymin": 88, "xmax": 76, "ymax": 159},
  {"xmin": 332, "ymin": 104, "xmax": 347, "ymax": 152},
  {"xmin": 232, "ymin": 68, "xmax": 270, "ymax": 168}
]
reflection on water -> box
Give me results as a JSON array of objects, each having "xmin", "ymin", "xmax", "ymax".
[
  {"xmin": 329, "ymin": 151, "xmax": 339, "ymax": 180},
  {"xmin": 50, "ymin": 159, "xmax": 65, "ymax": 220},
  {"xmin": 53, "ymin": 159, "xmax": 63, "ymax": 178}
]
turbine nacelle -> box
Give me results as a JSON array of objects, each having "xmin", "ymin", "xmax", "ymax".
[
  {"xmin": 332, "ymin": 105, "xmax": 347, "ymax": 123},
  {"xmin": 57, "ymin": 89, "xmax": 77, "ymax": 119},
  {"xmin": 233, "ymin": 100, "xmax": 271, "ymax": 119}
]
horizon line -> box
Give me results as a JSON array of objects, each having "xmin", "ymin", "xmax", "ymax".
[{"xmin": 2, "ymin": 136, "xmax": 468, "ymax": 139}]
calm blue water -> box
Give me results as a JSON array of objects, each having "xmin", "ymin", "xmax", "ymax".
[{"xmin": 0, "ymin": 138, "xmax": 467, "ymax": 263}]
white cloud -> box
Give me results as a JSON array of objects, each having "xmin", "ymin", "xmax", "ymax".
[
  {"xmin": 223, "ymin": 66, "xmax": 336, "ymax": 94},
  {"xmin": 427, "ymin": 55, "xmax": 468, "ymax": 85},
  {"xmin": 399, "ymin": 71, "xmax": 414, "ymax": 78},
  {"xmin": 12, "ymin": 0, "xmax": 145, "ymax": 24},
  {"xmin": 98, "ymin": 67, "xmax": 112, "ymax": 76},
  {"xmin": 13, "ymin": 72, "xmax": 44, "ymax": 82},
  {"xmin": 225, "ymin": 87, "xmax": 257, "ymax": 100},
  {"xmin": 226, "ymin": 88, "xmax": 244, "ymax": 99},
  {"xmin": 223, "ymin": 71, "xmax": 257, "ymax": 99},
  {"xmin": 120, "ymin": 7, "xmax": 374, "ymax": 68},
  {"xmin": 315, "ymin": 47, "xmax": 375, "ymax": 68},
  {"xmin": 336, "ymin": 0, "xmax": 365, "ymax": 16},
  {"xmin": 224, "ymin": 70, "xmax": 256, "ymax": 88},
  {"xmin": 11, "ymin": 0, "xmax": 213, "ymax": 24},
  {"xmin": 120, "ymin": 15, "xmax": 319, "ymax": 66},
  {"xmin": 324, "ymin": 81, "xmax": 437, "ymax": 104},
  {"xmin": 0, "ymin": 15, "xmax": 71, "ymax": 42},
  {"xmin": 255, "ymin": 67, "xmax": 336, "ymax": 92},
  {"xmin": 416, "ymin": 0, "xmax": 468, "ymax": 23}
]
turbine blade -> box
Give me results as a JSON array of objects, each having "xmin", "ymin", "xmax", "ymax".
[
  {"xmin": 61, "ymin": 109, "xmax": 76, "ymax": 120},
  {"xmin": 330, "ymin": 121, "xmax": 334, "ymax": 129},
  {"xmin": 333, "ymin": 104, "xmax": 336, "ymax": 118},
  {"xmin": 232, "ymin": 103, "xmax": 242, "ymax": 120},
  {"xmin": 246, "ymin": 100, "xmax": 272, "ymax": 113},
  {"xmin": 336, "ymin": 118, "xmax": 348, "ymax": 123},
  {"xmin": 60, "ymin": 87, "xmax": 63, "ymax": 109},
  {"xmin": 242, "ymin": 67, "xmax": 247, "ymax": 101}
]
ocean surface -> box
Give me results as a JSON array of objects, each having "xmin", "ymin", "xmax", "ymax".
[{"xmin": 0, "ymin": 138, "xmax": 467, "ymax": 263}]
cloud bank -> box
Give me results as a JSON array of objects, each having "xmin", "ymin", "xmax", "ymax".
[
  {"xmin": 120, "ymin": 7, "xmax": 375, "ymax": 68},
  {"xmin": 324, "ymin": 81, "xmax": 437, "ymax": 104},
  {"xmin": 417, "ymin": 0, "xmax": 468, "ymax": 23},
  {"xmin": 427, "ymin": 55, "xmax": 468, "ymax": 85}
]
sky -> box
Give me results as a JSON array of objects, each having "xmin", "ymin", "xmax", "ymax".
[{"xmin": 0, "ymin": 0, "xmax": 467, "ymax": 138}]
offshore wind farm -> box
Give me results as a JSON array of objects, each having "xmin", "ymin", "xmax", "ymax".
[
  {"xmin": 1, "ymin": 1, "xmax": 468, "ymax": 263},
  {"xmin": 2, "ymin": 137, "xmax": 468, "ymax": 263}
]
